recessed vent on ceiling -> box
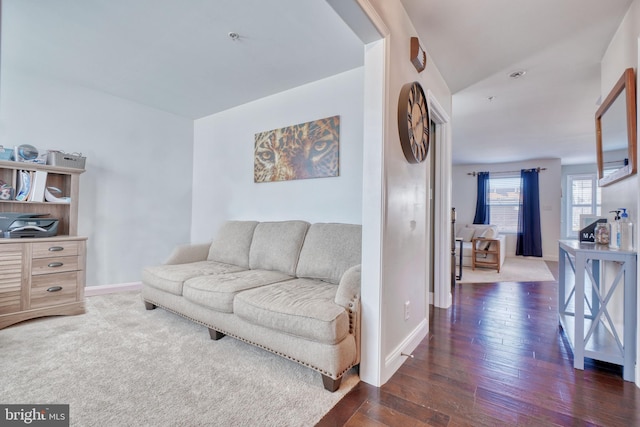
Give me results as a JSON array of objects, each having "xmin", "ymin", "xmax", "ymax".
[{"xmin": 508, "ymin": 70, "xmax": 527, "ymax": 79}]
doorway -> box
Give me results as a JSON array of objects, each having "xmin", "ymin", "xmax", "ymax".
[
  {"xmin": 428, "ymin": 119, "xmax": 437, "ymax": 299},
  {"xmin": 428, "ymin": 92, "xmax": 453, "ymax": 309}
]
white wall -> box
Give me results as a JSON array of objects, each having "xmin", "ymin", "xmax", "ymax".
[
  {"xmin": 601, "ymin": 1, "xmax": 640, "ymax": 229},
  {"xmin": 452, "ymin": 159, "xmax": 562, "ymax": 261},
  {"xmin": 191, "ymin": 68, "xmax": 364, "ymax": 241},
  {"xmin": 363, "ymin": 0, "xmax": 452, "ymax": 386},
  {"xmin": 600, "ymin": 0, "xmax": 640, "ymax": 388},
  {"xmin": 0, "ymin": 69, "xmax": 194, "ymax": 286},
  {"xmin": 359, "ymin": 37, "xmax": 386, "ymax": 389}
]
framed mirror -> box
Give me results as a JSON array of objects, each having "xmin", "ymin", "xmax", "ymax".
[{"xmin": 595, "ymin": 67, "xmax": 637, "ymax": 187}]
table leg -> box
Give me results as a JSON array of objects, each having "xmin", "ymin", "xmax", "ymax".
[
  {"xmin": 457, "ymin": 239, "xmax": 463, "ymax": 280},
  {"xmin": 574, "ymin": 252, "xmax": 586, "ymax": 370}
]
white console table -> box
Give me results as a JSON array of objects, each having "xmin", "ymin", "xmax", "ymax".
[{"xmin": 558, "ymin": 240, "xmax": 637, "ymax": 381}]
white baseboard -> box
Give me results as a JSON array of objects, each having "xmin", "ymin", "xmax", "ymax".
[
  {"xmin": 85, "ymin": 282, "xmax": 142, "ymax": 297},
  {"xmin": 382, "ymin": 318, "xmax": 428, "ymax": 385}
]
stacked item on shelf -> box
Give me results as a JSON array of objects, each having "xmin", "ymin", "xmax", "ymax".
[{"xmin": 15, "ymin": 170, "xmax": 48, "ymax": 202}]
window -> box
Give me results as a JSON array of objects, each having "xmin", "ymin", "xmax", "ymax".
[
  {"xmin": 488, "ymin": 175, "xmax": 520, "ymax": 233},
  {"xmin": 566, "ymin": 173, "xmax": 601, "ymax": 238}
]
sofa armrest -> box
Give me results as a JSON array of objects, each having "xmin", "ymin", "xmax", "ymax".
[
  {"xmin": 334, "ymin": 264, "xmax": 361, "ymax": 308},
  {"xmin": 335, "ymin": 264, "xmax": 361, "ymax": 365},
  {"xmin": 164, "ymin": 243, "xmax": 210, "ymax": 265}
]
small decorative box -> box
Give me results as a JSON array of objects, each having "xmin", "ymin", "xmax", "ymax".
[{"xmin": 47, "ymin": 151, "xmax": 86, "ymax": 169}]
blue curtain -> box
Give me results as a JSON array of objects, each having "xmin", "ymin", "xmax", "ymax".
[
  {"xmin": 473, "ymin": 172, "xmax": 490, "ymax": 224},
  {"xmin": 516, "ymin": 169, "xmax": 542, "ymax": 257}
]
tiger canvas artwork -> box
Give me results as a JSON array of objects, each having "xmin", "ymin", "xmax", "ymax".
[{"xmin": 254, "ymin": 115, "xmax": 340, "ymax": 183}]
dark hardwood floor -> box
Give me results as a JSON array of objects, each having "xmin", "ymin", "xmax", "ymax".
[{"xmin": 318, "ymin": 262, "xmax": 640, "ymax": 426}]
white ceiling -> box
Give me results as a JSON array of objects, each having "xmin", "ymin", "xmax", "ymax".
[
  {"xmin": 400, "ymin": 0, "xmax": 634, "ymax": 165},
  {"xmin": 2, "ymin": 0, "xmax": 635, "ymax": 166},
  {"xmin": 1, "ymin": 0, "xmax": 364, "ymax": 119}
]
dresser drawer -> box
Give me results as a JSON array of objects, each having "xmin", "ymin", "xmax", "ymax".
[
  {"xmin": 30, "ymin": 272, "xmax": 79, "ymax": 309},
  {"xmin": 31, "ymin": 256, "xmax": 79, "ymax": 275},
  {"xmin": 32, "ymin": 241, "xmax": 80, "ymax": 259}
]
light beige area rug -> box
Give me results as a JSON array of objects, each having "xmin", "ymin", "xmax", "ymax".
[
  {"xmin": 458, "ymin": 257, "xmax": 555, "ymax": 284},
  {"xmin": 0, "ymin": 291, "xmax": 358, "ymax": 426}
]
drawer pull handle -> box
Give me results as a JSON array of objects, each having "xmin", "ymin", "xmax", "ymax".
[
  {"xmin": 48, "ymin": 262, "xmax": 64, "ymax": 268},
  {"xmin": 48, "ymin": 246, "xmax": 64, "ymax": 252},
  {"xmin": 47, "ymin": 286, "xmax": 63, "ymax": 292}
]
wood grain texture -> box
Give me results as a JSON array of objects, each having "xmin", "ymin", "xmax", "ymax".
[
  {"xmin": 0, "ymin": 237, "xmax": 87, "ymax": 329},
  {"xmin": 318, "ymin": 261, "xmax": 640, "ymax": 426}
]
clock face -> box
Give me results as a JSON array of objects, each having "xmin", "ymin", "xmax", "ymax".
[{"xmin": 397, "ymin": 81, "xmax": 429, "ymax": 163}]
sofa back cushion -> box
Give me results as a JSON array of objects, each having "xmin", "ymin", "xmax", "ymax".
[
  {"xmin": 457, "ymin": 227, "xmax": 475, "ymax": 242},
  {"xmin": 476, "ymin": 226, "xmax": 497, "ymax": 239},
  {"xmin": 249, "ymin": 221, "xmax": 310, "ymax": 275},
  {"xmin": 467, "ymin": 224, "xmax": 499, "ymax": 239},
  {"xmin": 296, "ymin": 223, "xmax": 362, "ymax": 285},
  {"xmin": 207, "ymin": 221, "xmax": 259, "ymax": 268}
]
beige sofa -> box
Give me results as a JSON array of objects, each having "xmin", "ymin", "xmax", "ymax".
[
  {"xmin": 141, "ymin": 220, "xmax": 361, "ymax": 392},
  {"xmin": 456, "ymin": 224, "xmax": 506, "ymax": 269}
]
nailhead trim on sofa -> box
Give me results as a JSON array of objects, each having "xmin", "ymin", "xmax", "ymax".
[{"xmin": 144, "ymin": 298, "xmax": 357, "ymax": 380}]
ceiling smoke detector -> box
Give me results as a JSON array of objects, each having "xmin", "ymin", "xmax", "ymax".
[
  {"xmin": 228, "ymin": 32, "xmax": 240, "ymax": 41},
  {"xmin": 508, "ymin": 70, "xmax": 527, "ymax": 79}
]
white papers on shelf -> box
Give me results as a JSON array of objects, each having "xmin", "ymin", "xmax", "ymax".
[
  {"xmin": 30, "ymin": 171, "xmax": 48, "ymax": 202},
  {"xmin": 14, "ymin": 170, "xmax": 49, "ymax": 202},
  {"xmin": 15, "ymin": 170, "xmax": 31, "ymax": 201},
  {"xmin": 13, "ymin": 170, "xmax": 70, "ymax": 203}
]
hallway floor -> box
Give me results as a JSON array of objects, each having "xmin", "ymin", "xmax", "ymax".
[{"xmin": 318, "ymin": 264, "xmax": 640, "ymax": 426}]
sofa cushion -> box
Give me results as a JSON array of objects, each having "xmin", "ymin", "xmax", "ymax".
[
  {"xmin": 296, "ymin": 223, "xmax": 362, "ymax": 285},
  {"xmin": 457, "ymin": 227, "xmax": 475, "ymax": 242},
  {"xmin": 207, "ymin": 221, "xmax": 259, "ymax": 268},
  {"xmin": 466, "ymin": 224, "xmax": 498, "ymax": 238},
  {"xmin": 142, "ymin": 261, "xmax": 246, "ymax": 296},
  {"xmin": 249, "ymin": 221, "xmax": 310, "ymax": 275},
  {"xmin": 183, "ymin": 270, "xmax": 293, "ymax": 313},
  {"xmin": 234, "ymin": 278, "xmax": 349, "ymax": 345},
  {"xmin": 476, "ymin": 226, "xmax": 497, "ymax": 239},
  {"xmin": 471, "ymin": 225, "xmax": 498, "ymax": 250}
]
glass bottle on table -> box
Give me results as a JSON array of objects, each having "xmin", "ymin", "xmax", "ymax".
[{"xmin": 594, "ymin": 222, "xmax": 610, "ymax": 246}]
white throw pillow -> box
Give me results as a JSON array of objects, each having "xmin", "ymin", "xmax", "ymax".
[
  {"xmin": 477, "ymin": 227, "xmax": 495, "ymax": 239},
  {"xmin": 457, "ymin": 227, "xmax": 475, "ymax": 242},
  {"xmin": 476, "ymin": 226, "xmax": 498, "ymax": 250}
]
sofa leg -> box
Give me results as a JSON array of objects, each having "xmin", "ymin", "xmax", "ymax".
[
  {"xmin": 322, "ymin": 374, "xmax": 342, "ymax": 392},
  {"xmin": 144, "ymin": 301, "xmax": 157, "ymax": 310},
  {"xmin": 208, "ymin": 328, "xmax": 226, "ymax": 340}
]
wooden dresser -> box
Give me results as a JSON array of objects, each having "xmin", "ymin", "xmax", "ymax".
[
  {"xmin": 0, "ymin": 237, "xmax": 86, "ymax": 329},
  {"xmin": 0, "ymin": 160, "xmax": 86, "ymax": 329}
]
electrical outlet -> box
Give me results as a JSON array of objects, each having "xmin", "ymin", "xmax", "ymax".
[{"xmin": 404, "ymin": 301, "xmax": 410, "ymax": 320}]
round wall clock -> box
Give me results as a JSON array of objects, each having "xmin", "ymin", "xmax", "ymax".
[{"xmin": 397, "ymin": 81, "xmax": 429, "ymax": 163}]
